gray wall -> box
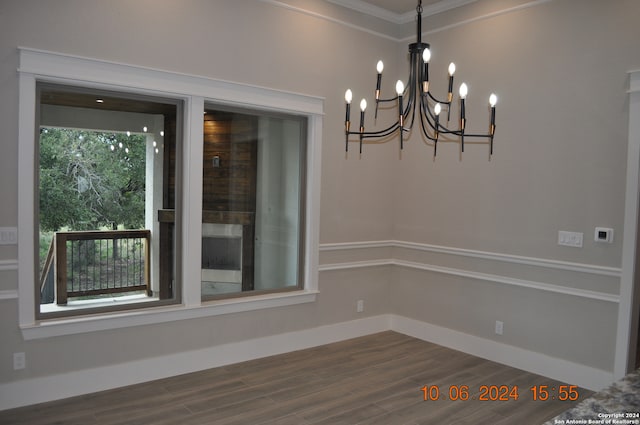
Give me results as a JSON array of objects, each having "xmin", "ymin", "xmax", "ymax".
[
  {"xmin": 0, "ymin": 0, "xmax": 397, "ymax": 387},
  {"xmin": 385, "ymin": 0, "xmax": 638, "ymax": 372},
  {"xmin": 1, "ymin": 0, "xmax": 639, "ymax": 404}
]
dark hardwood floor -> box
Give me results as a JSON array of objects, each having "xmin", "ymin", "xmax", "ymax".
[{"xmin": 0, "ymin": 331, "xmax": 592, "ymax": 424}]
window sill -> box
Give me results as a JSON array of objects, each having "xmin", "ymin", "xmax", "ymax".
[
  {"xmin": 21, "ymin": 290, "xmax": 318, "ymax": 340},
  {"xmin": 39, "ymin": 293, "xmax": 159, "ymax": 314}
]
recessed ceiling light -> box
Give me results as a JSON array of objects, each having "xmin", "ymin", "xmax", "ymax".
[{"xmin": 96, "ymin": 99, "xmax": 104, "ymax": 103}]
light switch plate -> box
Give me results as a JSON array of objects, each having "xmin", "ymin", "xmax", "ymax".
[
  {"xmin": 0, "ymin": 227, "xmax": 18, "ymax": 245},
  {"xmin": 558, "ymin": 231, "xmax": 583, "ymax": 248}
]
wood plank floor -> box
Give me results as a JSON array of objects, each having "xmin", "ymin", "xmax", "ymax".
[{"xmin": 0, "ymin": 331, "xmax": 593, "ymax": 425}]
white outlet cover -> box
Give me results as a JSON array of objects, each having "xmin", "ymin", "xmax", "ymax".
[{"xmin": 13, "ymin": 352, "xmax": 26, "ymax": 370}]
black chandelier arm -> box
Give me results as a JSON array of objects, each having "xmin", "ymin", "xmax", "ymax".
[
  {"xmin": 422, "ymin": 110, "xmax": 461, "ymax": 134},
  {"xmin": 346, "ymin": 125, "xmax": 402, "ymax": 139},
  {"xmin": 418, "ymin": 108, "xmax": 441, "ymax": 156},
  {"xmin": 459, "ymin": 131, "xmax": 493, "ymax": 138},
  {"xmin": 374, "ymin": 95, "xmax": 401, "ymax": 120},
  {"xmin": 345, "ymin": 126, "xmax": 399, "ymax": 153},
  {"xmin": 417, "ymin": 108, "xmax": 438, "ymax": 142},
  {"xmin": 425, "ymin": 91, "xmax": 451, "ymax": 107},
  {"xmin": 362, "ymin": 119, "xmax": 401, "ymax": 136},
  {"xmin": 376, "ymin": 96, "xmax": 400, "ymax": 103},
  {"xmin": 420, "ymin": 94, "xmax": 458, "ymax": 135},
  {"xmin": 345, "ymin": 118, "xmax": 411, "ymax": 152},
  {"xmin": 421, "ymin": 93, "xmax": 492, "ymax": 138},
  {"xmin": 424, "ymin": 92, "xmax": 453, "ymax": 122},
  {"xmin": 421, "ymin": 93, "xmax": 496, "ymax": 154}
]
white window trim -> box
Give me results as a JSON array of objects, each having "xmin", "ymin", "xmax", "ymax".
[{"xmin": 17, "ymin": 47, "xmax": 322, "ymax": 339}]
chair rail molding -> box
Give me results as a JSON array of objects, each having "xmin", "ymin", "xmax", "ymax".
[
  {"xmin": 319, "ymin": 240, "xmax": 621, "ymax": 303},
  {"xmin": 0, "ymin": 259, "xmax": 18, "ymax": 271}
]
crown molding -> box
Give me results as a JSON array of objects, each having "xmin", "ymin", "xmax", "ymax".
[
  {"xmin": 399, "ymin": 0, "xmax": 477, "ymax": 23},
  {"xmin": 326, "ymin": 0, "xmax": 402, "ymax": 23},
  {"xmin": 259, "ymin": 0, "xmax": 399, "ymax": 41},
  {"xmin": 327, "ymin": 0, "xmax": 478, "ymax": 24},
  {"xmin": 265, "ymin": 0, "xmax": 556, "ymax": 43}
]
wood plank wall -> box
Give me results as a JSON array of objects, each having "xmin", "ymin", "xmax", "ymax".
[{"xmin": 202, "ymin": 111, "xmax": 258, "ymax": 213}]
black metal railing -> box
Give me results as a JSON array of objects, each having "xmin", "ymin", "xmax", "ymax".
[{"xmin": 41, "ymin": 230, "xmax": 151, "ymax": 305}]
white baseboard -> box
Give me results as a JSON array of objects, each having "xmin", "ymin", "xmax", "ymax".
[
  {"xmin": 390, "ymin": 315, "xmax": 614, "ymax": 392},
  {"xmin": 0, "ymin": 315, "xmax": 391, "ymax": 411},
  {"xmin": 0, "ymin": 314, "xmax": 613, "ymax": 411}
]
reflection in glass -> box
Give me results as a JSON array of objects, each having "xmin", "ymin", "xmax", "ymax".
[{"xmin": 201, "ymin": 106, "xmax": 306, "ymax": 299}]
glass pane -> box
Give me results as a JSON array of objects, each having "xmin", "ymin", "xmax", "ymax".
[
  {"xmin": 202, "ymin": 106, "xmax": 305, "ymax": 299},
  {"xmin": 37, "ymin": 83, "xmax": 180, "ymax": 316}
]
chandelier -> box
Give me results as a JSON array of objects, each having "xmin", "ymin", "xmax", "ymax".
[{"xmin": 344, "ymin": 0, "xmax": 497, "ymax": 156}]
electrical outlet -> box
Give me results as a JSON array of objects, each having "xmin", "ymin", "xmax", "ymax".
[
  {"xmin": 356, "ymin": 300, "xmax": 364, "ymax": 313},
  {"xmin": 13, "ymin": 352, "xmax": 26, "ymax": 370},
  {"xmin": 0, "ymin": 227, "xmax": 18, "ymax": 245},
  {"xmin": 495, "ymin": 321, "xmax": 503, "ymax": 335}
]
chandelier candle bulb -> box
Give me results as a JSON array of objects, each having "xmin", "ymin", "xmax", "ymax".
[
  {"xmin": 375, "ymin": 61, "xmax": 383, "ymax": 119},
  {"xmin": 459, "ymin": 83, "xmax": 467, "ymax": 152},
  {"xmin": 459, "ymin": 83, "xmax": 467, "ymax": 129},
  {"xmin": 434, "ymin": 102, "xmax": 441, "ymax": 155},
  {"xmin": 422, "ymin": 48, "xmax": 431, "ymax": 93},
  {"xmin": 375, "ymin": 60, "xmax": 383, "ymax": 100},
  {"xmin": 344, "ymin": 89, "xmax": 352, "ymax": 152},
  {"xmin": 489, "ymin": 93, "xmax": 497, "ymax": 133},
  {"xmin": 489, "ymin": 93, "xmax": 497, "ymax": 155},
  {"xmin": 396, "ymin": 80, "xmax": 405, "ymax": 127},
  {"xmin": 359, "ymin": 98, "xmax": 367, "ymax": 153},
  {"xmin": 459, "ymin": 82, "xmax": 468, "ymax": 99},
  {"xmin": 344, "ymin": 89, "xmax": 352, "ymax": 125},
  {"xmin": 396, "ymin": 80, "xmax": 405, "ymax": 149},
  {"xmin": 447, "ymin": 62, "xmax": 456, "ymax": 102}
]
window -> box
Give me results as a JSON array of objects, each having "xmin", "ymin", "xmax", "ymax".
[
  {"xmin": 36, "ymin": 83, "xmax": 181, "ymax": 318},
  {"xmin": 201, "ymin": 106, "xmax": 306, "ymax": 300},
  {"xmin": 18, "ymin": 49, "xmax": 321, "ymax": 337}
]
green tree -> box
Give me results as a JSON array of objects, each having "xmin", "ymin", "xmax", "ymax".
[{"xmin": 39, "ymin": 128, "xmax": 146, "ymax": 232}]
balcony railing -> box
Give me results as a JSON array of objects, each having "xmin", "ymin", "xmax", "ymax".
[{"xmin": 40, "ymin": 230, "xmax": 151, "ymax": 305}]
